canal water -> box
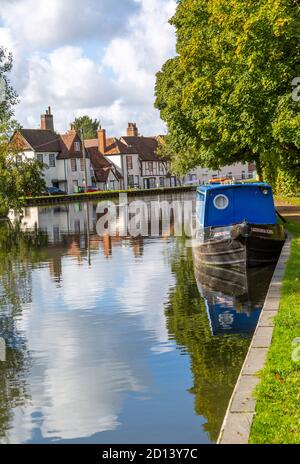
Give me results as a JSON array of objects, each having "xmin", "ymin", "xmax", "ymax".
[{"xmin": 0, "ymin": 193, "xmax": 274, "ymax": 444}]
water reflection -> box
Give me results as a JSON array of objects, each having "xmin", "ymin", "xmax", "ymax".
[
  {"xmin": 194, "ymin": 264, "xmax": 275, "ymax": 336},
  {"xmin": 0, "ymin": 195, "xmax": 274, "ymax": 444}
]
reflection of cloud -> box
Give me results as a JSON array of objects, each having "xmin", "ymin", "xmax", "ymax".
[
  {"xmin": 4, "ymin": 239, "xmax": 175, "ymax": 443},
  {"xmin": 116, "ymin": 240, "xmax": 175, "ymax": 354}
]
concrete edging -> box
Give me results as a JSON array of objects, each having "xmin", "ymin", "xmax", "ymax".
[{"xmin": 217, "ymin": 234, "xmax": 292, "ymax": 445}]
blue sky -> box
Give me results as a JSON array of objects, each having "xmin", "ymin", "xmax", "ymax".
[{"xmin": 0, "ymin": 0, "xmax": 176, "ymax": 136}]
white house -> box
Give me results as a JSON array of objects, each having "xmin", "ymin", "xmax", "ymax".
[
  {"xmin": 85, "ymin": 123, "xmax": 177, "ymax": 190},
  {"xmin": 13, "ymin": 108, "xmax": 93, "ymax": 194},
  {"xmin": 183, "ymin": 163, "xmax": 257, "ymax": 185}
]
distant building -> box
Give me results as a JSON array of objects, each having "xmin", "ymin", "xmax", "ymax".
[
  {"xmin": 13, "ymin": 108, "xmax": 124, "ymax": 194},
  {"xmin": 183, "ymin": 163, "xmax": 256, "ymax": 186},
  {"xmin": 13, "ymin": 108, "xmax": 94, "ymax": 194},
  {"xmin": 13, "ymin": 109, "xmax": 256, "ymax": 193},
  {"xmin": 85, "ymin": 123, "xmax": 177, "ymax": 189}
]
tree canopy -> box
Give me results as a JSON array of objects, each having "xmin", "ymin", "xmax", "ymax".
[
  {"xmin": 0, "ymin": 48, "xmax": 45, "ymax": 217},
  {"xmin": 71, "ymin": 115, "xmax": 101, "ymax": 139},
  {"xmin": 155, "ymin": 0, "xmax": 300, "ymax": 192}
]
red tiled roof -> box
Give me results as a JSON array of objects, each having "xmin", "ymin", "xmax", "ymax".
[
  {"xmin": 121, "ymin": 136, "xmax": 160, "ymax": 161},
  {"xmin": 86, "ymin": 146, "xmax": 122, "ymax": 183},
  {"xmin": 58, "ymin": 131, "xmax": 86, "ymax": 159},
  {"xmin": 84, "ymin": 137, "xmax": 136, "ymax": 155},
  {"xmin": 16, "ymin": 129, "xmax": 87, "ymax": 160},
  {"xmin": 18, "ymin": 129, "xmax": 61, "ymax": 152}
]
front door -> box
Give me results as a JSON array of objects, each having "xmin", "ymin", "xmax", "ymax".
[{"xmin": 143, "ymin": 178, "xmax": 150, "ymax": 189}]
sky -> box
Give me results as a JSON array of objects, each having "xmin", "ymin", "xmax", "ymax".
[{"xmin": 0, "ymin": 0, "xmax": 177, "ymax": 136}]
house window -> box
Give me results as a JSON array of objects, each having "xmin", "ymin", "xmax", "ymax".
[
  {"xmin": 189, "ymin": 174, "xmax": 197, "ymax": 182},
  {"xmin": 80, "ymin": 158, "xmax": 85, "ymax": 171},
  {"xmin": 228, "ymin": 172, "xmax": 233, "ymax": 179},
  {"xmin": 135, "ymin": 175, "xmax": 139, "ymax": 186},
  {"xmin": 127, "ymin": 156, "xmax": 133, "ymax": 170},
  {"xmin": 149, "ymin": 177, "xmax": 156, "ymax": 188},
  {"xmin": 159, "ymin": 163, "xmax": 164, "ymax": 173},
  {"xmin": 241, "ymin": 171, "xmax": 246, "ymax": 179},
  {"xmin": 49, "ymin": 154, "xmax": 56, "ymax": 167},
  {"xmin": 16, "ymin": 155, "xmax": 22, "ymax": 165},
  {"xmin": 159, "ymin": 177, "xmax": 164, "ymax": 187},
  {"xmin": 74, "ymin": 141, "xmax": 81, "ymax": 152},
  {"xmin": 71, "ymin": 159, "xmax": 77, "ymax": 172},
  {"xmin": 37, "ymin": 153, "xmax": 43, "ymax": 164},
  {"xmin": 148, "ymin": 162, "xmax": 153, "ymax": 174},
  {"xmin": 128, "ymin": 175, "xmax": 134, "ymax": 187}
]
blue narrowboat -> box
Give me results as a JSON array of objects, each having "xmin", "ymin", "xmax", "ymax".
[{"xmin": 194, "ymin": 182, "xmax": 286, "ymax": 267}]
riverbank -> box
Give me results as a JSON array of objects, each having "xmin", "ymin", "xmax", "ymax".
[
  {"xmin": 21, "ymin": 185, "xmax": 196, "ymax": 207},
  {"xmin": 249, "ymin": 199, "xmax": 300, "ymax": 444}
]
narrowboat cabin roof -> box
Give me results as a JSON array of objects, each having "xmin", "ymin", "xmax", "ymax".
[{"xmin": 197, "ymin": 182, "xmax": 278, "ymax": 228}]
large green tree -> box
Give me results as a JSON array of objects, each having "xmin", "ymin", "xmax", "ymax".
[
  {"xmin": 155, "ymin": 0, "xmax": 300, "ymax": 193},
  {"xmin": 0, "ymin": 48, "xmax": 45, "ymax": 217},
  {"xmin": 71, "ymin": 115, "xmax": 101, "ymax": 139}
]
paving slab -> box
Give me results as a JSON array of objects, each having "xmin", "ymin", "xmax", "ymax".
[
  {"xmin": 230, "ymin": 376, "xmax": 260, "ymax": 413},
  {"xmin": 252, "ymin": 327, "xmax": 274, "ymax": 348},
  {"xmin": 243, "ymin": 348, "xmax": 269, "ymax": 375},
  {"xmin": 219, "ymin": 413, "xmax": 255, "ymax": 445},
  {"xmin": 259, "ymin": 311, "xmax": 276, "ymax": 327}
]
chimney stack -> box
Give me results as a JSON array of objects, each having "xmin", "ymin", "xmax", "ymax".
[
  {"xmin": 127, "ymin": 122, "xmax": 138, "ymax": 137},
  {"xmin": 41, "ymin": 106, "xmax": 54, "ymax": 131},
  {"xmin": 98, "ymin": 127, "xmax": 106, "ymax": 153}
]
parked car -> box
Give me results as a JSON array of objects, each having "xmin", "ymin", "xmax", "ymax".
[
  {"xmin": 46, "ymin": 187, "xmax": 67, "ymax": 196},
  {"xmin": 78, "ymin": 186, "xmax": 100, "ymax": 193}
]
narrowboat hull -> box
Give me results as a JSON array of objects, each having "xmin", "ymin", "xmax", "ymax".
[{"xmin": 193, "ymin": 223, "xmax": 286, "ymax": 268}]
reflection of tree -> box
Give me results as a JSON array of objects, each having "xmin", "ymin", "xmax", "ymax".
[
  {"xmin": 0, "ymin": 221, "xmax": 48, "ymax": 442},
  {"xmin": 165, "ymin": 243, "xmax": 250, "ymax": 442}
]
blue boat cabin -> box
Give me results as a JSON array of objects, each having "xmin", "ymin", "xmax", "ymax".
[{"xmin": 197, "ymin": 183, "xmax": 278, "ymax": 228}]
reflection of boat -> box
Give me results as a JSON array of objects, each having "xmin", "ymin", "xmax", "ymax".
[
  {"xmin": 194, "ymin": 259, "xmax": 275, "ymax": 336},
  {"xmin": 194, "ymin": 183, "xmax": 286, "ymax": 267}
]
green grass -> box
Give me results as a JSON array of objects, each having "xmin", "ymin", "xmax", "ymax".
[
  {"xmin": 249, "ymin": 220, "xmax": 300, "ymax": 444},
  {"xmin": 275, "ymin": 195, "xmax": 300, "ymax": 206}
]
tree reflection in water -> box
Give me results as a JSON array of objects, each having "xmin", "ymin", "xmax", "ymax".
[
  {"xmin": 0, "ymin": 221, "xmax": 48, "ymax": 441},
  {"xmin": 165, "ymin": 241, "xmax": 253, "ymax": 442}
]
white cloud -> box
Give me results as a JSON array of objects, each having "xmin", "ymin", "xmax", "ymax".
[
  {"xmin": 0, "ymin": 0, "xmax": 140, "ymax": 48},
  {"xmin": 0, "ymin": 0, "xmax": 177, "ymax": 135}
]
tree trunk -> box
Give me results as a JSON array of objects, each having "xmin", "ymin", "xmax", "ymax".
[{"xmin": 255, "ymin": 157, "xmax": 264, "ymax": 182}]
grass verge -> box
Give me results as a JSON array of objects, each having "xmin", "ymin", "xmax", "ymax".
[
  {"xmin": 275, "ymin": 195, "xmax": 300, "ymax": 206},
  {"xmin": 249, "ymin": 220, "xmax": 300, "ymax": 444}
]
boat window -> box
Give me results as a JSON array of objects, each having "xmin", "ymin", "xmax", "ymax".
[
  {"xmin": 197, "ymin": 192, "xmax": 205, "ymax": 224},
  {"xmin": 213, "ymin": 194, "xmax": 229, "ymax": 210}
]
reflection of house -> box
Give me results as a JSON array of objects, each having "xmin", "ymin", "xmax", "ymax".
[
  {"xmin": 12, "ymin": 108, "xmax": 93, "ymax": 194},
  {"xmin": 85, "ymin": 124, "xmax": 177, "ymax": 190}
]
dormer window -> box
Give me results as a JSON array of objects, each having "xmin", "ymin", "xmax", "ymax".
[{"xmin": 74, "ymin": 141, "xmax": 81, "ymax": 152}]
